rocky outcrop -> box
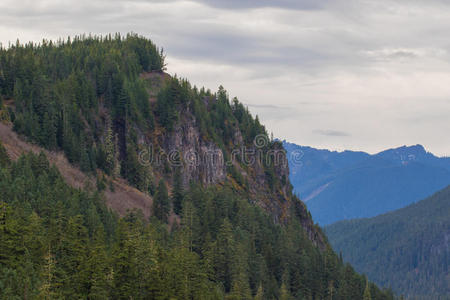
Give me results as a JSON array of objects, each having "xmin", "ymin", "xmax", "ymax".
[
  {"xmin": 74, "ymin": 72, "xmax": 326, "ymax": 249},
  {"xmin": 162, "ymin": 112, "xmax": 226, "ymax": 186}
]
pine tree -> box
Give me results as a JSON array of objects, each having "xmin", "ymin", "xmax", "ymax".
[
  {"xmin": 104, "ymin": 117, "xmax": 115, "ymax": 175},
  {"xmin": 152, "ymin": 179, "xmax": 170, "ymax": 222},
  {"xmin": 229, "ymin": 271, "xmax": 252, "ymax": 300},
  {"xmin": 0, "ymin": 141, "xmax": 10, "ymax": 167},
  {"xmin": 80, "ymin": 144, "xmax": 91, "ymax": 172},
  {"xmin": 181, "ymin": 198, "xmax": 199, "ymax": 252},
  {"xmin": 280, "ymin": 282, "xmax": 291, "ymax": 300},
  {"xmin": 254, "ymin": 284, "xmax": 264, "ymax": 300},
  {"xmin": 41, "ymin": 112, "xmax": 57, "ymax": 149},
  {"xmin": 58, "ymin": 215, "xmax": 90, "ymax": 298},
  {"xmin": 172, "ymin": 167, "xmax": 184, "ymax": 215},
  {"xmin": 363, "ymin": 278, "xmax": 372, "ymax": 300},
  {"xmin": 38, "ymin": 247, "xmax": 57, "ymax": 299},
  {"xmin": 214, "ymin": 218, "xmax": 235, "ymax": 292},
  {"xmin": 86, "ymin": 229, "xmax": 110, "ymax": 299},
  {"xmin": 111, "ymin": 220, "xmax": 139, "ymax": 299}
]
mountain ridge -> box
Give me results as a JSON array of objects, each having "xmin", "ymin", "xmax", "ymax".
[
  {"xmin": 284, "ymin": 141, "xmax": 450, "ymax": 225},
  {"xmin": 325, "ymin": 185, "xmax": 450, "ymax": 299}
]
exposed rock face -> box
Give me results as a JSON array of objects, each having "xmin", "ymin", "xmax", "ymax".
[
  {"xmin": 99, "ymin": 73, "xmax": 325, "ymax": 249},
  {"xmin": 163, "ymin": 112, "xmax": 226, "ymax": 186}
]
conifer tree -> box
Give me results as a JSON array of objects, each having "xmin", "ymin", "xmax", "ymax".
[
  {"xmin": 254, "ymin": 284, "xmax": 264, "ymax": 300},
  {"xmin": 153, "ymin": 179, "xmax": 170, "ymax": 222},
  {"xmin": 42, "ymin": 112, "xmax": 56, "ymax": 149},
  {"xmin": 280, "ymin": 282, "xmax": 291, "ymax": 300},
  {"xmin": 172, "ymin": 167, "xmax": 184, "ymax": 215},
  {"xmin": 363, "ymin": 278, "xmax": 372, "ymax": 300},
  {"xmin": 86, "ymin": 229, "xmax": 111, "ymax": 299},
  {"xmin": 39, "ymin": 247, "xmax": 57, "ymax": 299},
  {"xmin": 214, "ymin": 218, "xmax": 235, "ymax": 292},
  {"xmin": 104, "ymin": 117, "xmax": 115, "ymax": 175},
  {"xmin": 181, "ymin": 197, "xmax": 200, "ymax": 251},
  {"xmin": 0, "ymin": 141, "xmax": 10, "ymax": 167}
]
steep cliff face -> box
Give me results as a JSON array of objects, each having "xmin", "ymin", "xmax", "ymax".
[
  {"xmin": 163, "ymin": 111, "xmax": 226, "ymax": 186},
  {"xmin": 143, "ymin": 77, "xmax": 286, "ymax": 210},
  {"xmin": 75, "ymin": 70, "xmax": 325, "ymax": 247},
  {"xmin": 137, "ymin": 73, "xmax": 325, "ymax": 248}
]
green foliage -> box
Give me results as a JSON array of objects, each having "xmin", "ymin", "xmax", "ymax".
[
  {"xmin": 172, "ymin": 167, "xmax": 184, "ymax": 215},
  {"xmin": 364, "ymin": 278, "xmax": 372, "ymax": 300},
  {"xmin": 0, "ymin": 141, "xmax": 10, "ymax": 167},
  {"xmin": 152, "ymin": 179, "xmax": 170, "ymax": 223},
  {"xmin": 0, "ymin": 33, "xmax": 163, "ymax": 177},
  {"xmin": 0, "ymin": 149, "xmax": 395, "ymax": 299},
  {"xmin": 0, "ymin": 34, "xmax": 280, "ymax": 198},
  {"xmin": 155, "ymin": 77, "xmax": 184, "ymax": 130}
]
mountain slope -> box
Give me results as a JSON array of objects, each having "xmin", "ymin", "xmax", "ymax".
[
  {"xmin": 325, "ymin": 186, "xmax": 450, "ymax": 299},
  {"xmin": 284, "ymin": 141, "xmax": 450, "ymax": 225},
  {"xmin": 0, "ymin": 122, "xmax": 154, "ymax": 217},
  {"xmin": 0, "ymin": 34, "xmax": 395, "ymax": 299}
]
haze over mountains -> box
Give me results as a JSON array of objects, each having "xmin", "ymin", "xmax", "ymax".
[{"xmin": 284, "ymin": 141, "xmax": 450, "ymax": 225}]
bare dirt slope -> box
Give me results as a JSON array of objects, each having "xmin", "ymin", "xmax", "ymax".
[{"xmin": 0, "ymin": 122, "xmax": 153, "ymax": 218}]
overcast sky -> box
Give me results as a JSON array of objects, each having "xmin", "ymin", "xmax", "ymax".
[{"xmin": 2, "ymin": 0, "xmax": 450, "ymax": 156}]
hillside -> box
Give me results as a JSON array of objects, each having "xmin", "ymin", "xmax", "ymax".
[
  {"xmin": 0, "ymin": 34, "xmax": 312, "ymax": 230},
  {"xmin": 284, "ymin": 141, "xmax": 450, "ymax": 225},
  {"xmin": 325, "ymin": 186, "xmax": 450, "ymax": 299},
  {"xmin": 0, "ymin": 34, "xmax": 395, "ymax": 299}
]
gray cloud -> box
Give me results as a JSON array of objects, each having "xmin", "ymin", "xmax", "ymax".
[
  {"xmin": 1, "ymin": 0, "xmax": 450, "ymax": 155},
  {"xmin": 247, "ymin": 103, "xmax": 301, "ymax": 121},
  {"xmin": 130, "ymin": 0, "xmax": 329, "ymax": 10},
  {"xmin": 313, "ymin": 129, "xmax": 351, "ymax": 137},
  {"xmin": 192, "ymin": 0, "xmax": 328, "ymax": 10},
  {"xmin": 388, "ymin": 51, "xmax": 417, "ymax": 59},
  {"xmin": 247, "ymin": 104, "xmax": 287, "ymax": 109}
]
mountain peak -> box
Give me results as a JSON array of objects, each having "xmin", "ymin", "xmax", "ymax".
[
  {"xmin": 397, "ymin": 144, "xmax": 426, "ymax": 153},
  {"xmin": 375, "ymin": 144, "xmax": 429, "ymax": 164},
  {"xmin": 379, "ymin": 144, "xmax": 426, "ymax": 155}
]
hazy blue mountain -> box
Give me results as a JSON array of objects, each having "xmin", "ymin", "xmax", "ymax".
[
  {"xmin": 325, "ymin": 186, "xmax": 450, "ymax": 299},
  {"xmin": 283, "ymin": 141, "xmax": 450, "ymax": 225}
]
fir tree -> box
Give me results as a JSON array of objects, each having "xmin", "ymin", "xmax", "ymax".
[
  {"xmin": 280, "ymin": 282, "xmax": 291, "ymax": 300},
  {"xmin": 152, "ymin": 179, "xmax": 170, "ymax": 223},
  {"xmin": 172, "ymin": 167, "xmax": 184, "ymax": 215},
  {"xmin": 363, "ymin": 278, "xmax": 372, "ymax": 300},
  {"xmin": 0, "ymin": 141, "xmax": 10, "ymax": 167},
  {"xmin": 254, "ymin": 284, "xmax": 264, "ymax": 300}
]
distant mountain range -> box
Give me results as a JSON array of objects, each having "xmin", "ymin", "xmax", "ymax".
[
  {"xmin": 283, "ymin": 141, "xmax": 450, "ymax": 225},
  {"xmin": 325, "ymin": 186, "xmax": 450, "ymax": 299}
]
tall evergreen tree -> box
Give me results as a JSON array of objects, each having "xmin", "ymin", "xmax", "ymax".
[
  {"xmin": 364, "ymin": 278, "xmax": 372, "ymax": 300},
  {"xmin": 254, "ymin": 284, "xmax": 264, "ymax": 300},
  {"xmin": 172, "ymin": 167, "xmax": 184, "ymax": 215},
  {"xmin": 152, "ymin": 179, "xmax": 170, "ymax": 223}
]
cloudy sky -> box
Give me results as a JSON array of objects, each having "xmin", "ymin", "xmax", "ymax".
[{"xmin": 2, "ymin": 0, "xmax": 450, "ymax": 155}]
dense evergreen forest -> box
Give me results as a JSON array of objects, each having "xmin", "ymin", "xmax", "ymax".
[
  {"xmin": 0, "ymin": 144, "xmax": 395, "ymax": 299},
  {"xmin": 325, "ymin": 187, "xmax": 450, "ymax": 299},
  {"xmin": 0, "ymin": 34, "xmax": 396, "ymax": 299}
]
